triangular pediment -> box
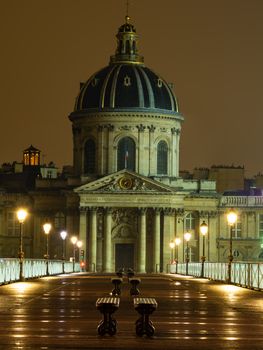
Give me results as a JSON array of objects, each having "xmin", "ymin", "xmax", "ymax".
[{"xmin": 75, "ymin": 170, "xmax": 176, "ymax": 194}]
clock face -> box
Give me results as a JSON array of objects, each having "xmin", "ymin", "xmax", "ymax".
[{"xmin": 119, "ymin": 176, "xmax": 133, "ymax": 190}]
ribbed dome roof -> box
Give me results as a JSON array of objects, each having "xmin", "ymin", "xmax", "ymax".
[
  {"xmin": 73, "ymin": 16, "xmax": 179, "ymax": 114},
  {"xmin": 74, "ymin": 64, "xmax": 178, "ymax": 112}
]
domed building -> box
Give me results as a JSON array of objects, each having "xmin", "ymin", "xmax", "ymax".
[
  {"xmin": 0, "ymin": 16, "xmax": 262, "ymax": 269},
  {"xmin": 69, "ymin": 16, "xmax": 219, "ymax": 273},
  {"xmin": 69, "ymin": 16, "xmax": 182, "ymax": 180}
]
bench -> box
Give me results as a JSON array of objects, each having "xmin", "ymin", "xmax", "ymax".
[
  {"xmin": 133, "ymin": 297, "xmax": 158, "ymax": 337},
  {"xmin": 127, "ymin": 268, "xmax": 135, "ymax": 278},
  {"xmin": 116, "ymin": 269, "xmax": 124, "ymax": 278},
  {"xmin": 111, "ymin": 277, "xmax": 123, "ymax": 296},
  {"xmin": 96, "ymin": 297, "xmax": 120, "ymax": 336},
  {"xmin": 129, "ymin": 277, "xmax": 141, "ymax": 296}
]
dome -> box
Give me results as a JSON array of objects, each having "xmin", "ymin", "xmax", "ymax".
[
  {"xmin": 74, "ymin": 64, "xmax": 178, "ymax": 113},
  {"xmin": 73, "ymin": 16, "xmax": 179, "ymax": 115}
]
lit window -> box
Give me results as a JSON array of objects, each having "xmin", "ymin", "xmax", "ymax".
[
  {"xmin": 185, "ymin": 213, "xmax": 196, "ymax": 231},
  {"xmin": 24, "ymin": 153, "xmax": 29, "ymax": 165},
  {"xmin": 30, "ymin": 155, "xmax": 35, "ymax": 165}
]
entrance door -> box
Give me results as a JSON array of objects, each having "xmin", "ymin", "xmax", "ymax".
[{"xmin": 115, "ymin": 243, "xmax": 134, "ymax": 271}]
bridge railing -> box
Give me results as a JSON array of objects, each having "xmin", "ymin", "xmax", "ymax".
[
  {"xmin": 0, "ymin": 259, "xmax": 80, "ymax": 284},
  {"xmin": 170, "ymin": 262, "xmax": 263, "ymax": 290}
]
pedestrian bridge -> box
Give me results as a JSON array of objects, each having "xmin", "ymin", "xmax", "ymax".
[
  {"xmin": 0, "ymin": 258, "xmax": 80, "ymax": 284},
  {"xmin": 1, "ymin": 259, "xmax": 262, "ymax": 292},
  {"xmin": 0, "ymin": 272, "xmax": 262, "ymax": 350}
]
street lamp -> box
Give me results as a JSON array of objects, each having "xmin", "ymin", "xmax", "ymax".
[
  {"xmin": 17, "ymin": 208, "xmax": 28, "ymax": 281},
  {"xmin": 169, "ymin": 241, "xmax": 175, "ymax": 263},
  {"xmin": 43, "ymin": 223, "xmax": 52, "ymax": 275},
  {"xmin": 60, "ymin": 230, "xmax": 67, "ymax": 274},
  {"xmin": 175, "ymin": 237, "xmax": 181, "ymax": 274},
  {"xmin": 71, "ymin": 236, "xmax": 78, "ymax": 272},
  {"xmin": 184, "ymin": 232, "xmax": 191, "ymax": 275},
  {"xmin": 226, "ymin": 209, "xmax": 237, "ymax": 284},
  {"xmin": 76, "ymin": 240, "xmax": 83, "ymax": 263},
  {"xmin": 200, "ymin": 221, "xmax": 208, "ymax": 278}
]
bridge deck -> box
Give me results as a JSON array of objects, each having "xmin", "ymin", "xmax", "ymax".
[{"xmin": 0, "ymin": 273, "xmax": 262, "ymax": 349}]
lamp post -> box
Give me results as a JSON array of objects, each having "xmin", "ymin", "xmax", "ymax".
[
  {"xmin": 184, "ymin": 232, "xmax": 191, "ymax": 275},
  {"xmin": 71, "ymin": 236, "xmax": 78, "ymax": 272},
  {"xmin": 226, "ymin": 209, "xmax": 237, "ymax": 284},
  {"xmin": 200, "ymin": 221, "xmax": 208, "ymax": 278},
  {"xmin": 169, "ymin": 241, "xmax": 175, "ymax": 264},
  {"xmin": 17, "ymin": 208, "xmax": 28, "ymax": 281},
  {"xmin": 60, "ymin": 230, "xmax": 67, "ymax": 274},
  {"xmin": 43, "ymin": 223, "xmax": 52, "ymax": 276},
  {"xmin": 175, "ymin": 237, "xmax": 181, "ymax": 274},
  {"xmin": 76, "ymin": 240, "xmax": 83, "ymax": 262}
]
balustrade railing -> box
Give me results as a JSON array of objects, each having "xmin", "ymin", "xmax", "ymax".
[
  {"xmin": 170, "ymin": 262, "xmax": 263, "ymax": 290},
  {"xmin": 221, "ymin": 195, "xmax": 263, "ymax": 207},
  {"xmin": 0, "ymin": 259, "xmax": 80, "ymax": 284}
]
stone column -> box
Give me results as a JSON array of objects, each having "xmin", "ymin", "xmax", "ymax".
[
  {"xmin": 163, "ymin": 209, "xmax": 175, "ymax": 268},
  {"xmin": 79, "ymin": 208, "xmax": 88, "ymax": 267},
  {"xmin": 175, "ymin": 128, "xmax": 181, "ymax": 177},
  {"xmin": 175, "ymin": 209, "xmax": 185, "ymax": 262},
  {"xmin": 89, "ymin": 207, "xmax": 97, "ymax": 272},
  {"xmin": 153, "ymin": 208, "xmax": 161, "ymax": 272},
  {"xmin": 103, "ymin": 208, "xmax": 112, "ymax": 272},
  {"xmin": 107, "ymin": 124, "xmax": 115, "ymax": 173},
  {"xmin": 97, "ymin": 125, "xmax": 104, "ymax": 175},
  {"xmin": 138, "ymin": 208, "xmax": 147, "ymax": 273},
  {"xmin": 148, "ymin": 125, "xmax": 156, "ymax": 176},
  {"xmin": 137, "ymin": 124, "xmax": 146, "ymax": 175},
  {"xmin": 208, "ymin": 212, "xmax": 217, "ymax": 262},
  {"xmin": 171, "ymin": 128, "xmax": 177, "ymax": 177}
]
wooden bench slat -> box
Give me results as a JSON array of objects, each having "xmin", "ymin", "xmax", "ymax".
[
  {"xmin": 133, "ymin": 297, "xmax": 157, "ymax": 307},
  {"xmin": 96, "ymin": 297, "xmax": 120, "ymax": 307}
]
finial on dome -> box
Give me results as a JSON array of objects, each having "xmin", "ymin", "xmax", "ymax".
[
  {"xmin": 126, "ymin": 0, "xmax": 130, "ymax": 20},
  {"xmin": 110, "ymin": 0, "xmax": 144, "ymax": 65}
]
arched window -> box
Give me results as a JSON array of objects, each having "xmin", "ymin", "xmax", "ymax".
[
  {"xmin": 117, "ymin": 137, "xmax": 135, "ymax": 171},
  {"xmin": 84, "ymin": 139, "xmax": 96, "ymax": 174},
  {"xmin": 157, "ymin": 141, "xmax": 168, "ymax": 175}
]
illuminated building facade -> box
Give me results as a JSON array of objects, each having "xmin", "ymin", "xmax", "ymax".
[{"xmin": 0, "ymin": 16, "xmax": 262, "ymax": 269}]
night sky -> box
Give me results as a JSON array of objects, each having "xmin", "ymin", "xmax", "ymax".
[{"xmin": 1, "ymin": 0, "xmax": 263, "ymax": 177}]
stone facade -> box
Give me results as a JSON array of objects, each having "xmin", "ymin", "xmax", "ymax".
[{"xmin": 0, "ymin": 15, "xmax": 262, "ymax": 270}]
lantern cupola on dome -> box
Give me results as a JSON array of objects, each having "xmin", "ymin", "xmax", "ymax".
[
  {"xmin": 110, "ymin": 15, "xmax": 144, "ymax": 65},
  {"xmin": 72, "ymin": 15, "xmax": 180, "ymax": 114}
]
